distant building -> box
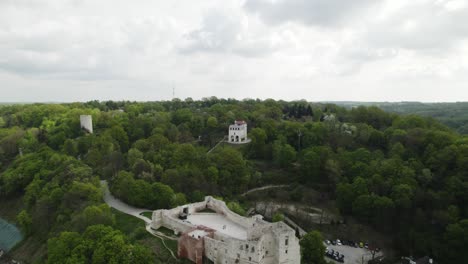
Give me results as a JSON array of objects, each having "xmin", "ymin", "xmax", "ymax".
[
  {"xmin": 322, "ymin": 114, "xmax": 336, "ymax": 122},
  {"xmin": 228, "ymin": 120, "xmax": 249, "ymax": 144},
  {"xmin": 80, "ymin": 115, "xmax": 93, "ymax": 134}
]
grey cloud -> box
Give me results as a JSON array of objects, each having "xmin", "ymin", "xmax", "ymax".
[
  {"xmin": 1, "ymin": 0, "xmax": 467, "ymax": 102},
  {"xmin": 366, "ymin": 1, "xmax": 468, "ymax": 52},
  {"xmin": 0, "ymin": 14, "xmax": 168, "ymax": 80},
  {"xmin": 178, "ymin": 11, "xmax": 278, "ymax": 57},
  {"xmin": 243, "ymin": 0, "xmax": 375, "ymax": 27}
]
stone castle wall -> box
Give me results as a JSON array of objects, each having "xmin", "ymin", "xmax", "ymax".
[{"xmin": 151, "ymin": 196, "xmax": 300, "ymax": 264}]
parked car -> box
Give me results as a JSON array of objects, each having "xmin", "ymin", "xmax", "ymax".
[
  {"xmin": 336, "ymin": 239, "xmax": 343, "ymax": 246},
  {"xmin": 334, "ymin": 254, "xmax": 340, "ymax": 260},
  {"xmin": 339, "ymin": 254, "xmax": 345, "ymax": 263},
  {"xmin": 365, "ymin": 242, "xmax": 369, "ymax": 249},
  {"xmin": 359, "ymin": 242, "xmax": 364, "ymax": 248},
  {"xmin": 325, "ymin": 240, "xmax": 331, "ymax": 245},
  {"xmin": 331, "ymin": 240, "xmax": 337, "ymax": 245}
]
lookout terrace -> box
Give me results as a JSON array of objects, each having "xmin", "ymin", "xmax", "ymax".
[{"xmin": 151, "ymin": 196, "xmax": 300, "ymax": 264}]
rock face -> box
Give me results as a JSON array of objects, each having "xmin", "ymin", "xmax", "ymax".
[
  {"xmin": 254, "ymin": 201, "xmax": 336, "ymax": 225},
  {"xmin": 152, "ymin": 196, "xmax": 300, "ymax": 264}
]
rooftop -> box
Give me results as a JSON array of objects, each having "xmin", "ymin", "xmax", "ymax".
[{"xmin": 188, "ymin": 229, "xmax": 209, "ymax": 240}]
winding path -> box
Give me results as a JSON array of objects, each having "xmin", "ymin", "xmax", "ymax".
[
  {"xmin": 100, "ymin": 180, "xmax": 178, "ymax": 260},
  {"xmin": 100, "ymin": 180, "xmax": 151, "ymax": 223},
  {"xmin": 241, "ymin": 184, "xmax": 289, "ymax": 197}
]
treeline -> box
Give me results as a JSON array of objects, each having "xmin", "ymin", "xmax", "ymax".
[
  {"xmin": 47, "ymin": 225, "xmax": 153, "ymax": 263},
  {"xmin": 336, "ymin": 101, "xmax": 468, "ymax": 134},
  {"xmin": 0, "ymin": 98, "xmax": 467, "ymax": 263}
]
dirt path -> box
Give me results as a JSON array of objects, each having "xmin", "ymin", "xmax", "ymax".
[
  {"xmin": 207, "ymin": 136, "xmax": 227, "ymax": 154},
  {"xmin": 241, "ymin": 185, "xmax": 289, "ymax": 197},
  {"xmin": 146, "ymin": 225, "xmax": 178, "ymax": 260}
]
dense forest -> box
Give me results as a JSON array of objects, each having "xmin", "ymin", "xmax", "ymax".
[
  {"xmin": 0, "ymin": 98, "xmax": 467, "ymax": 264},
  {"xmin": 335, "ymin": 101, "xmax": 468, "ymax": 134}
]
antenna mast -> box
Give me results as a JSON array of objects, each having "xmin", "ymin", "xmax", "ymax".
[{"xmin": 172, "ymin": 83, "xmax": 175, "ymax": 99}]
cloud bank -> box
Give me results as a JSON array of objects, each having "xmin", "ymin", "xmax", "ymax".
[{"xmin": 0, "ymin": 0, "xmax": 467, "ymax": 102}]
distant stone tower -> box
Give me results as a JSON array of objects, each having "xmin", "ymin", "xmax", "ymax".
[
  {"xmin": 228, "ymin": 120, "xmax": 250, "ymax": 144},
  {"xmin": 80, "ymin": 115, "xmax": 93, "ymax": 134}
]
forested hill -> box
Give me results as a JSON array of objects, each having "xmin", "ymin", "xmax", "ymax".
[
  {"xmin": 0, "ymin": 98, "xmax": 467, "ymax": 264},
  {"xmin": 333, "ymin": 101, "xmax": 468, "ymax": 134}
]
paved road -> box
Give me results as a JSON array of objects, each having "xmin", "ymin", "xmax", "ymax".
[{"xmin": 100, "ymin": 180, "xmax": 151, "ymax": 224}]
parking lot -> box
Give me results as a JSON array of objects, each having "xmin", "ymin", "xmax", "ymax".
[{"xmin": 324, "ymin": 242, "xmax": 383, "ymax": 264}]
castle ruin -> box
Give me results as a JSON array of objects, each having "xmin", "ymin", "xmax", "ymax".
[{"xmin": 151, "ymin": 196, "xmax": 300, "ymax": 264}]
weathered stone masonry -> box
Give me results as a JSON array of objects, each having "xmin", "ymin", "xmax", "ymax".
[{"xmin": 151, "ymin": 196, "xmax": 300, "ymax": 264}]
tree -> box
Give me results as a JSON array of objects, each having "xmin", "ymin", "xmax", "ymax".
[
  {"xmin": 206, "ymin": 116, "xmax": 218, "ymax": 129},
  {"xmin": 62, "ymin": 139, "xmax": 78, "ymax": 157},
  {"xmin": 227, "ymin": 201, "xmax": 246, "ymax": 216},
  {"xmin": 17, "ymin": 210, "xmax": 33, "ymax": 236},
  {"xmin": 300, "ymin": 149, "xmax": 321, "ymax": 184},
  {"xmin": 172, "ymin": 108, "xmax": 192, "ymax": 125},
  {"xmin": 71, "ymin": 204, "xmax": 116, "ymax": 232},
  {"xmin": 127, "ymin": 148, "xmax": 143, "ymax": 168},
  {"xmin": 272, "ymin": 212, "xmax": 284, "ymax": 222},
  {"xmin": 47, "ymin": 225, "xmax": 153, "ymax": 264},
  {"xmin": 47, "ymin": 231, "xmax": 85, "ymax": 264},
  {"xmin": 211, "ymin": 148, "xmax": 249, "ymax": 194},
  {"xmin": 441, "ymin": 219, "xmax": 468, "ymax": 263},
  {"xmin": 273, "ymin": 141, "xmax": 297, "ymax": 168},
  {"xmin": 352, "ymin": 194, "xmax": 375, "ymax": 223},
  {"xmin": 106, "ymin": 125, "xmax": 129, "ymax": 152},
  {"xmin": 336, "ymin": 183, "xmax": 354, "ymax": 214},
  {"xmin": 300, "ymin": 231, "xmax": 327, "ymax": 264},
  {"xmin": 249, "ymin": 127, "xmax": 267, "ymax": 158}
]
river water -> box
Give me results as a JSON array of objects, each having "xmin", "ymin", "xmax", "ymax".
[{"xmin": 0, "ymin": 217, "xmax": 23, "ymax": 252}]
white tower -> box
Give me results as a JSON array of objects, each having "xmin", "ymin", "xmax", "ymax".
[
  {"xmin": 80, "ymin": 115, "xmax": 93, "ymax": 134},
  {"xmin": 228, "ymin": 120, "xmax": 249, "ymax": 144}
]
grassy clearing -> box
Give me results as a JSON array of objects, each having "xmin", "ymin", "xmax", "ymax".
[
  {"xmin": 140, "ymin": 211, "xmax": 153, "ymax": 219},
  {"xmin": 157, "ymin": 226, "xmax": 178, "ymax": 237},
  {"xmin": 111, "ymin": 208, "xmax": 192, "ymax": 263},
  {"xmin": 111, "ymin": 208, "xmax": 146, "ymax": 236}
]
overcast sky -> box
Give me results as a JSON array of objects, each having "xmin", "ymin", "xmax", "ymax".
[{"xmin": 1, "ymin": 0, "xmax": 467, "ymax": 102}]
